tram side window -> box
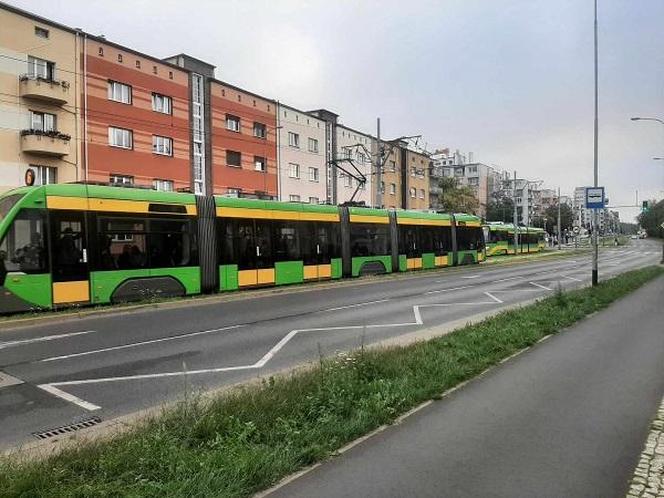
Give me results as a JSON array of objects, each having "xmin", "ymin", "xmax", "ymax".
[
  {"xmin": 149, "ymin": 219, "xmax": 198, "ymax": 268},
  {"xmin": 456, "ymin": 226, "xmax": 483, "ymax": 251},
  {"xmin": 432, "ymin": 226, "xmax": 452, "ymax": 255},
  {"xmin": 98, "ymin": 218, "xmax": 147, "ymax": 270},
  {"xmin": 418, "ymin": 226, "xmax": 435, "ymax": 254},
  {"xmin": 273, "ymin": 221, "xmax": 301, "ymax": 262},
  {"xmin": 0, "ymin": 209, "xmax": 48, "ymax": 275},
  {"xmin": 218, "ymin": 219, "xmax": 256, "ymax": 270},
  {"xmin": 398, "ymin": 226, "xmax": 418, "ymax": 257},
  {"xmin": 350, "ymin": 223, "xmax": 390, "ymax": 257}
]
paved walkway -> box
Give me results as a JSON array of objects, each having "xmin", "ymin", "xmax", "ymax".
[
  {"xmin": 627, "ymin": 397, "xmax": 664, "ymax": 497},
  {"xmin": 267, "ymin": 275, "xmax": 664, "ymax": 498}
]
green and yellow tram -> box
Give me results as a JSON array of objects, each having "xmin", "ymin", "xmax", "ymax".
[
  {"xmin": 483, "ymin": 223, "xmax": 546, "ymax": 256},
  {"xmin": 0, "ymin": 184, "xmax": 485, "ymax": 312}
]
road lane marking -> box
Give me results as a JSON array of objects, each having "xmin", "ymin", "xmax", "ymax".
[
  {"xmin": 492, "ymin": 276, "xmax": 523, "ymax": 283},
  {"xmin": 424, "ymin": 285, "xmax": 474, "ymax": 295},
  {"xmin": 39, "ymin": 325, "xmax": 245, "ymax": 363},
  {"xmin": 529, "ymin": 281, "xmax": 553, "ymax": 291},
  {"xmin": 484, "ymin": 291, "xmax": 503, "ymax": 304},
  {"xmin": 461, "ymin": 275, "xmax": 480, "ymax": 279},
  {"xmin": 563, "ymin": 276, "xmax": 583, "ymax": 282},
  {"xmin": 38, "ymin": 384, "xmax": 101, "ymax": 411},
  {"xmin": 322, "ymin": 299, "xmax": 390, "ymax": 312},
  {"xmin": 0, "ymin": 330, "xmax": 95, "ymax": 351}
]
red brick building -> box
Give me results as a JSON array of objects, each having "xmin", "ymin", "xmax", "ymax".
[
  {"xmin": 209, "ymin": 80, "xmax": 277, "ymax": 198},
  {"xmin": 82, "ymin": 37, "xmax": 191, "ymax": 191}
]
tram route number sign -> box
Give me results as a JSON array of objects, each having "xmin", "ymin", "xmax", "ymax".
[{"xmin": 585, "ymin": 187, "xmax": 605, "ymax": 209}]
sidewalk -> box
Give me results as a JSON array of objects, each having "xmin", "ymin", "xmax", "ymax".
[{"xmin": 266, "ymin": 276, "xmax": 664, "ymax": 498}]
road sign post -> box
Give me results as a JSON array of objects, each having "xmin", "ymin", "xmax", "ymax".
[{"xmin": 585, "ymin": 186, "xmax": 604, "ymax": 286}]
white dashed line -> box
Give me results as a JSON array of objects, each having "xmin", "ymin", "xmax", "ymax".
[
  {"xmin": 323, "ymin": 299, "xmax": 390, "ymax": 312},
  {"xmin": 39, "ymin": 325, "xmax": 245, "ymax": 363},
  {"xmin": 529, "ymin": 281, "xmax": 553, "ymax": 291},
  {"xmin": 38, "ymin": 384, "xmax": 101, "ymax": 411},
  {"xmin": 0, "ymin": 330, "xmax": 95, "ymax": 351},
  {"xmin": 424, "ymin": 285, "xmax": 474, "ymax": 295}
]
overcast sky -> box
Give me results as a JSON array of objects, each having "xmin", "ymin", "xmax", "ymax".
[{"xmin": 9, "ymin": 0, "xmax": 664, "ymax": 222}]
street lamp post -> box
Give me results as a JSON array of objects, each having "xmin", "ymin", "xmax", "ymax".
[{"xmin": 591, "ymin": 0, "xmax": 599, "ymax": 286}]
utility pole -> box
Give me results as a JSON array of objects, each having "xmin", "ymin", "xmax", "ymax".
[
  {"xmin": 592, "ymin": 0, "xmax": 599, "ymax": 286},
  {"xmin": 375, "ymin": 117, "xmax": 382, "ymax": 208},
  {"xmin": 513, "ymin": 170, "xmax": 519, "ymax": 253},
  {"xmin": 557, "ymin": 186, "xmax": 562, "ymax": 250}
]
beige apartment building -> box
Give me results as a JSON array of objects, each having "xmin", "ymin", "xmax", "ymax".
[
  {"xmin": 0, "ymin": 4, "xmax": 82, "ymax": 192},
  {"xmin": 403, "ymin": 147, "xmax": 430, "ymax": 210},
  {"xmin": 377, "ymin": 145, "xmax": 403, "ymax": 209}
]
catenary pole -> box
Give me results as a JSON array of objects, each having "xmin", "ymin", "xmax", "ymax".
[
  {"xmin": 375, "ymin": 117, "xmax": 382, "ymax": 208},
  {"xmin": 592, "ymin": 0, "xmax": 599, "ymax": 286},
  {"xmin": 513, "ymin": 170, "xmax": 519, "ymax": 253},
  {"xmin": 557, "ymin": 186, "xmax": 562, "ymax": 250}
]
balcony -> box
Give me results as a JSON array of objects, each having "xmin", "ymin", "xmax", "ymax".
[
  {"xmin": 429, "ymin": 186, "xmax": 443, "ymax": 195},
  {"xmin": 21, "ymin": 130, "xmax": 71, "ymax": 157},
  {"xmin": 19, "ymin": 75, "xmax": 70, "ymax": 105}
]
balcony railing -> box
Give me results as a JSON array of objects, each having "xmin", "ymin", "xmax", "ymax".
[
  {"xmin": 19, "ymin": 75, "xmax": 70, "ymax": 105},
  {"xmin": 21, "ymin": 129, "xmax": 71, "ymax": 157}
]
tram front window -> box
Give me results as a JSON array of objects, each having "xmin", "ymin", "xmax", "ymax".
[{"xmin": 0, "ymin": 209, "xmax": 48, "ymax": 281}]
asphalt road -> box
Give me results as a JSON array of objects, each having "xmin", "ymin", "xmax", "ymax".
[
  {"xmin": 267, "ymin": 253, "xmax": 664, "ymax": 498},
  {"xmin": 0, "ymin": 239, "xmax": 660, "ymax": 451}
]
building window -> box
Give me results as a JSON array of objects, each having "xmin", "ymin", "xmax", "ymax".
[
  {"xmin": 419, "ymin": 189, "xmax": 425, "ymax": 199},
  {"xmin": 108, "ymin": 127, "xmax": 133, "ymax": 149},
  {"xmin": 357, "ymin": 152, "xmax": 365, "ymax": 164},
  {"xmin": 253, "ymin": 122, "xmax": 267, "ymax": 138},
  {"xmin": 288, "ymin": 132, "xmax": 300, "ymax": 148},
  {"xmin": 153, "ymin": 179, "xmax": 174, "ymax": 191},
  {"xmin": 31, "ymin": 165, "xmax": 57, "ymax": 185},
  {"xmin": 34, "ymin": 27, "xmax": 49, "ymax": 38},
  {"xmin": 344, "ymin": 175, "xmax": 352, "ymax": 188},
  {"xmin": 308, "ymin": 197, "xmax": 319, "ymax": 204},
  {"xmin": 30, "ymin": 111, "xmax": 56, "ymax": 132},
  {"xmin": 380, "ymin": 181, "xmax": 385, "ymax": 194},
  {"xmin": 468, "ymin": 177, "xmax": 479, "ymax": 186},
  {"xmin": 27, "ymin": 56, "xmax": 54, "ymax": 80},
  {"xmin": 468, "ymin": 166, "xmax": 477, "ymax": 173},
  {"xmin": 389, "ymin": 160, "xmax": 396, "ymax": 172},
  {"xmin": 226, "ymin": 150, "xmax": 241, "ymax": 167},
  {"xmin": 308, "ymin": 167, "xmax": 319, "ymax": 182},
  {"xmin": 308, "ymin": 137, "xmax": 319, "ymax": 153},
  {"xmin": 152, "ymin": 66, "xmax": 157, "ymax": 74},
  {"xmin": 226, "ymin": 114, "xmax": 240, "ymax": 132},
  {"xmin": 288, "ymin": 163, "xmax": 300, "ymax": 179},
  {"xmin": 110, "ymin": 174, "xmax": 133, "ymax": 185},
  {"xmin": 410, "ymin": 187, "xmax": 416, "ymax": 198},
  {"xmin": 390, "ymin": 183, "xmax": 396, "ymax": 195},
  {"xmin": 118, "ymin": 54, "xmax": 123, "ymax": 63},
  {"xmin": 169, "ymin": 71, "xmax": 173, "ymax": 80},
  {"xmin": 254, "ymin": 156, "xmax": 266, "ymax": 172},
  {"xmin": 98, "ymin": 47, "xmax": 104, "ymax": 56},
  {"xmin": 289, "ymin": 195, "xmax": 301, "ymax": 202},
  {"xmin": 108, "ymin": 81, "xmax": 132, "ymax": 104},
  {"xmin": 152, "ymin": 93, "xmax": 172, "ymax": 114},
  {"xmin": 152, "ymin": 136, "xmax": 173, "ymax": 156}
]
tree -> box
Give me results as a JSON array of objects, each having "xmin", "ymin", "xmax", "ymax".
[
  {"xmin": 433, "ymin": 177, "xmax": 480, "ymax": 214},
  {"xmin": 485, "ymin": 197, "xmax": 515, "ymax": 223},
  {"xmin": 637, "ymin": 199, "xmax": 664, "ymax": 238},
  {"xmin": 542, "ymin": 203, "xmax": 575, "ymax": 234}
]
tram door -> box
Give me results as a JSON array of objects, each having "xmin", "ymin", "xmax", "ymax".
[{"xmin": 50, "ymin": 210, "xmax": 90, "ymax": 305}]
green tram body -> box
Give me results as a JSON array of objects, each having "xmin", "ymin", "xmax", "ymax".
[
  {"xmin": 0, "ymin": 184, "xmax": 486, "ymax": 313},
  {"xmin": 484, "ymin": 222, "xmax": 546, "ymax": 257}
]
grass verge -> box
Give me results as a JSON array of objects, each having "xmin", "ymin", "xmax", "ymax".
[{"xmin": 2, "ymin": 265, "xmax": 662, "ymax": 497}]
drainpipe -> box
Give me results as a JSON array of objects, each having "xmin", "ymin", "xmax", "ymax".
[{"xmin": 83, "ymin": 34, "xmax": 89, "ymax": 182}]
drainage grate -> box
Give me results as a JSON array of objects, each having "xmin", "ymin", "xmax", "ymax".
[{"xmin": 32, "ymin": 416, "xmax": 102, "ymax": 440}]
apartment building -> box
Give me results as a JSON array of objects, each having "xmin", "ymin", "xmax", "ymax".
[
  {"xmin": 335, "ymin": 125, "xmax": 373, "ymax": 205},
  {"xmin": 277, "ymin": 104, "xmax": 326, "ymax": 204},
  {"xmin": 0, "ymin": 4, "xmax": 81, "ymax": 191},
  {"xmin": 165, "ymin": 54, "xmax": 278, "ymax": 198},
  {"xmin": 402, "ymin": 146, "xmax": 430, "ymax": 210},
  {"xmin": 84, "ymin": 39, "xmax": 191, "ymax": 191},
  {"xmin": 376, "ymin": 144, "xmax": 403, "ymax": 209}
]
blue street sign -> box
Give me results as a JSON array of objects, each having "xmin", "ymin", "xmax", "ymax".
[{"xmin": 585, "ymin": 187, "xmax": 605, "ymax": 209}]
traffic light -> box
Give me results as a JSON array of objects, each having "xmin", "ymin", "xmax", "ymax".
[{"xmin": 642, "ymin": 200, "xmax": 649, "ymax": 212}]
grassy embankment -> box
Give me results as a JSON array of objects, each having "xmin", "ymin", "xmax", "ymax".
[{"xmin": 1, "ymin": 265, "xmax": 662, "ymax": 498}]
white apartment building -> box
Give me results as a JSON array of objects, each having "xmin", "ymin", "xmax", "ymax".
[
  {"xmin": 277, "ymin": 104, "xmax": 327, "ymax": 204},
  {"xmin": 335, "ymin": 125, "xmax": 374, "ymax": 206}
]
